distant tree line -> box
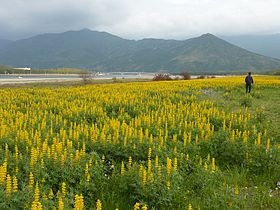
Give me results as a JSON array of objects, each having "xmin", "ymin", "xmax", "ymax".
[{"xmin": 0, "ymin": 66, "xmax": 91, "ymax": 74}]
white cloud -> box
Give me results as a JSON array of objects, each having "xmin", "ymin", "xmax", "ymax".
[{"xmin": 0, "ymin": 0, "xmax": 280, "ymax": 40}]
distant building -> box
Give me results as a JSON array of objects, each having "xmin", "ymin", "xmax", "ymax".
[
  {"xmin": 13, "ymin": 67, "xmax": 31, "ymax": 71},
  {"xmin": 12, "ymin": 67, "xmax": 31, "ymax": 74}
]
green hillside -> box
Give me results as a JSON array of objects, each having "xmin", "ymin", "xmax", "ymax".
[{"xmin": 1, "ymin": 29, "xmax": 280, "ymax": 73}]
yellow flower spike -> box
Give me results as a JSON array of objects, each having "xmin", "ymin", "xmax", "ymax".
[
  {"xmin": 166, "ymin": 157, "xmax": 172, "ymax": 176},
  {"xmin": 75, "ymin": 150, "xmax": 80, "ymax": 162},
  {"xmin": 266, "ymin": 138, "xmax": 271, "ymax": 151},
  {"xmin": 148, "ymin": 172, "xmax": 154, "ymax": 184},
  {"xmin": 231, "ymin": 130, "xmax": 235, "ymax": 141},
  {"xmin": 183, "ymin": 132, "xmax": 187, "ymax": 147},
  {"xmin": 157, "ymin": 165, "xmax": 162, "ymax": 182},
  {"xmin": 195, "ymin": 135, "xmax": 199, "ymax": 144},
  {"xmin": 96, "ymin": 199, "xmax": 102, "ymax": 210},
  {"xmin": 121, "ymin": 161, "xmax": 125, "ymax": 176},
  {"xmin": 142, "ymin": 168, "xmax": 147, "ymax": 185},
  {"xmin": 155, "ymin": 155, "xmax": 159, "ymax": 169},
  {"xmin": 134, "ymin": 202, "xmax": 140, "ymax": 210},
  {"xmin": 58, "ymin": 197, "xmax": 64, "ymax": 210},
  {"xmin": 49, "ymin": 188, "xmax": 54, "ymax": 200},
  {"xmin": 14, "ymin": 145, "xmax": 19, "ymax": 162},
  {"xmin": 173, "ymin": 157, "xmax": 178, "ymax": 172},
  {"xmin": 34, "ymin": 182, "xmax": 40, "ymax": 203},
  {"xmin": 62, "ymin": 182, "xmax": 66, "ymax": 197},
  {"xmin": 257, "ymin": 133, "xmax": 261, "ymax": 146},
  {"xmin": 128, "ymin": 156, "xmax": 132, "ymax": 170},
  {"xmin": 0, "ymin": 161, "xmax": 7, "ymax": 184},
  {"xmin": 42, "ymin": 193, "xmax": 48, "ymax": 200},
  {"xmin": 147, "ymin": 159, "xmax": 152, "ymax": 174},
  {"xmin": 211, "ymin": 158, "xmax": 216, "ymax": 173},
  {"xmin": 12, "ymin": 175, "xmax": 18, "ymax": 192},
  {"xmin": 6, "ymin": 174, "xmax": 12, "ymax": 196},
  {"xmin": 166, "ymin": 180, "xmax": 171, "ymax": 190},
  {"xmin": 29, "ymin": 172, "xmax": 35, "ymax": 189},
  {"xmin": 148, "ymin": 147, "xmax": 152, "ymax": 160},
  {"xmin": 204, "ymin": 162, "xmax": 208, "ymax": 171},
  {"xmin": 85, "ymin": 163, "xmax": 89, "ymax": 179},
  {"xmin": 188, "ymin": 204, "xmax": 193, "ymax": 210},
  {"xmin": 142, "ymin": 204, "xmax": 148, "ymax": 210},
  {"xmin": 74, "ymin": 194, "xmax": 84, "ymax": 210},
  {"xmin": 5, "ymin": 143, "xmax": 9, "ymax": 160}
]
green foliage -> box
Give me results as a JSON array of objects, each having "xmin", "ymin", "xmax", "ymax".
[{"xmin": 240, "ymin": 95, "xmax": 253, "ymax": 107}]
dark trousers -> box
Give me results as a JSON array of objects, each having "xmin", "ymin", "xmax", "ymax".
[{"xmin": 246, "ymin": 84, "xmax": 252, "ymax": 93}]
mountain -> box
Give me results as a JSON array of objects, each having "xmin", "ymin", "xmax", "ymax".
[
  {"xmin": 0, "ymin": 39, "xmax": 12, "ymax": 49},
  {"xmin": 0, "ymin": 29, "xmax": 280, "ymax": 73},
  {"xmin": 222, "ymin": 34, "xmax": 280, "ymax": 59}
]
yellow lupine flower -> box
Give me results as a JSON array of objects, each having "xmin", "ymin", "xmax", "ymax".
[
  {"xmin": 29, "ymin": 172, "xmax": 35, "ymax": 189},
  {"xmin": 96, "ymin": 199, "xmax": 102, "ymax": 210},
  {"xmin": 211, "ymin": 158, "xmax": 216, "ymax": 173},
  {"xmin": 134, "ymin": 202, "xmax": 140, "ymax": 210},
  {"xmin": 62, "ymin": 182, "xmax": 66, "ymax": 197},
  {"xmin": 121, "ymin": 161, "xmax": 125, "ymax": 176},
  {"xmin": 58, "ymin": 197, "xmax": 64, "ymax": 210},
  {"xmin": 6, "ymin": 174, "xmax": 12, "ymax": 196},
  {"xmin": 12, "ymin": 175, "xmax": 18, "ymax": 192}
]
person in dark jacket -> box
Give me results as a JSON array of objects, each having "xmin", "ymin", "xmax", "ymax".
[{"xmin": 245, "ymin": 72, "xmax": 254, "ymax": 93}]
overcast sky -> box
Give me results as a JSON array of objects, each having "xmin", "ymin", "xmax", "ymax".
[{"xmin": 1, "ymin": 0, "xmax": 280, "ymax": 40}]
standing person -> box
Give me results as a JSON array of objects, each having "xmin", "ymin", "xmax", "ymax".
[{"xmin": 245, "ymin": 72, "xmax": 254, "ymax": 93}]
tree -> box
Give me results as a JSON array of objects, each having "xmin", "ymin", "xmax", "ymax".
[{"xmin": 180, "ymin": 72, "xmax": 191, "ymax": 80}]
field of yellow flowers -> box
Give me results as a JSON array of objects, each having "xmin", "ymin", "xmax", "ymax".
[{"xmin": 0, "ymin": 76, "xmax": 280, "ymax": 209}]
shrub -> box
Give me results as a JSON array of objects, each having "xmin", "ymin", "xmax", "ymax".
[
  {"xmin": 152, "ymin": 73, "xmax": 172, "ymax": 81},
  {"xmin": 79, "ymin": 72, "xmax": 93, "ymax": 84},
  {"xmin": 180, "ymin": 72, "xmax": 191, "ymax": 80},
  {"xmin": 197, "ymin": 75, "xmax": 206, "ymax": 79}
]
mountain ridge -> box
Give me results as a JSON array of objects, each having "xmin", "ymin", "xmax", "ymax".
[{"xmin": 0, "ymin": 29, "xmax": 280, "ymax": 73}]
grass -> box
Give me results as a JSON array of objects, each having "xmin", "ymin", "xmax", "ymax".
[
  {"xmin": 205, "ymin": 85, "xmax": 280, "ymax": 143},
  {"xmin": 196, "ymin": 83, "xmax": 280, "ymax": 209}
]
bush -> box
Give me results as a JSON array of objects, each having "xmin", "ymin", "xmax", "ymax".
[
  {"xmin": 197, "ymin": 75, "xmax": 206, "ymax": 79},
  {"xmin": 79, "ymin": 72, "xmax": 93, "ymax": 84},
  {"xmin": 180, "ymin": 72, "xmax": 191, "ymax": 80},
  {"xmin": 152, "ymin": 74, "xmax": 172, "ymax": 81}
]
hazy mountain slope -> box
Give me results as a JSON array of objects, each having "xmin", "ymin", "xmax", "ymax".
[
  {"xmin": 0, "ymin": 39, "xmax": 12, "ymax": 49},
  {"xmin": 0, "ymin": 29, "xmax": 280, "ymax": 73},
  {"xmin": 222, "ymin": 34, "xmax": 280, "ymax": 59},
  {"xmin": 0, "ymin": 29, "xmax": 133, "ymax": 69}
]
